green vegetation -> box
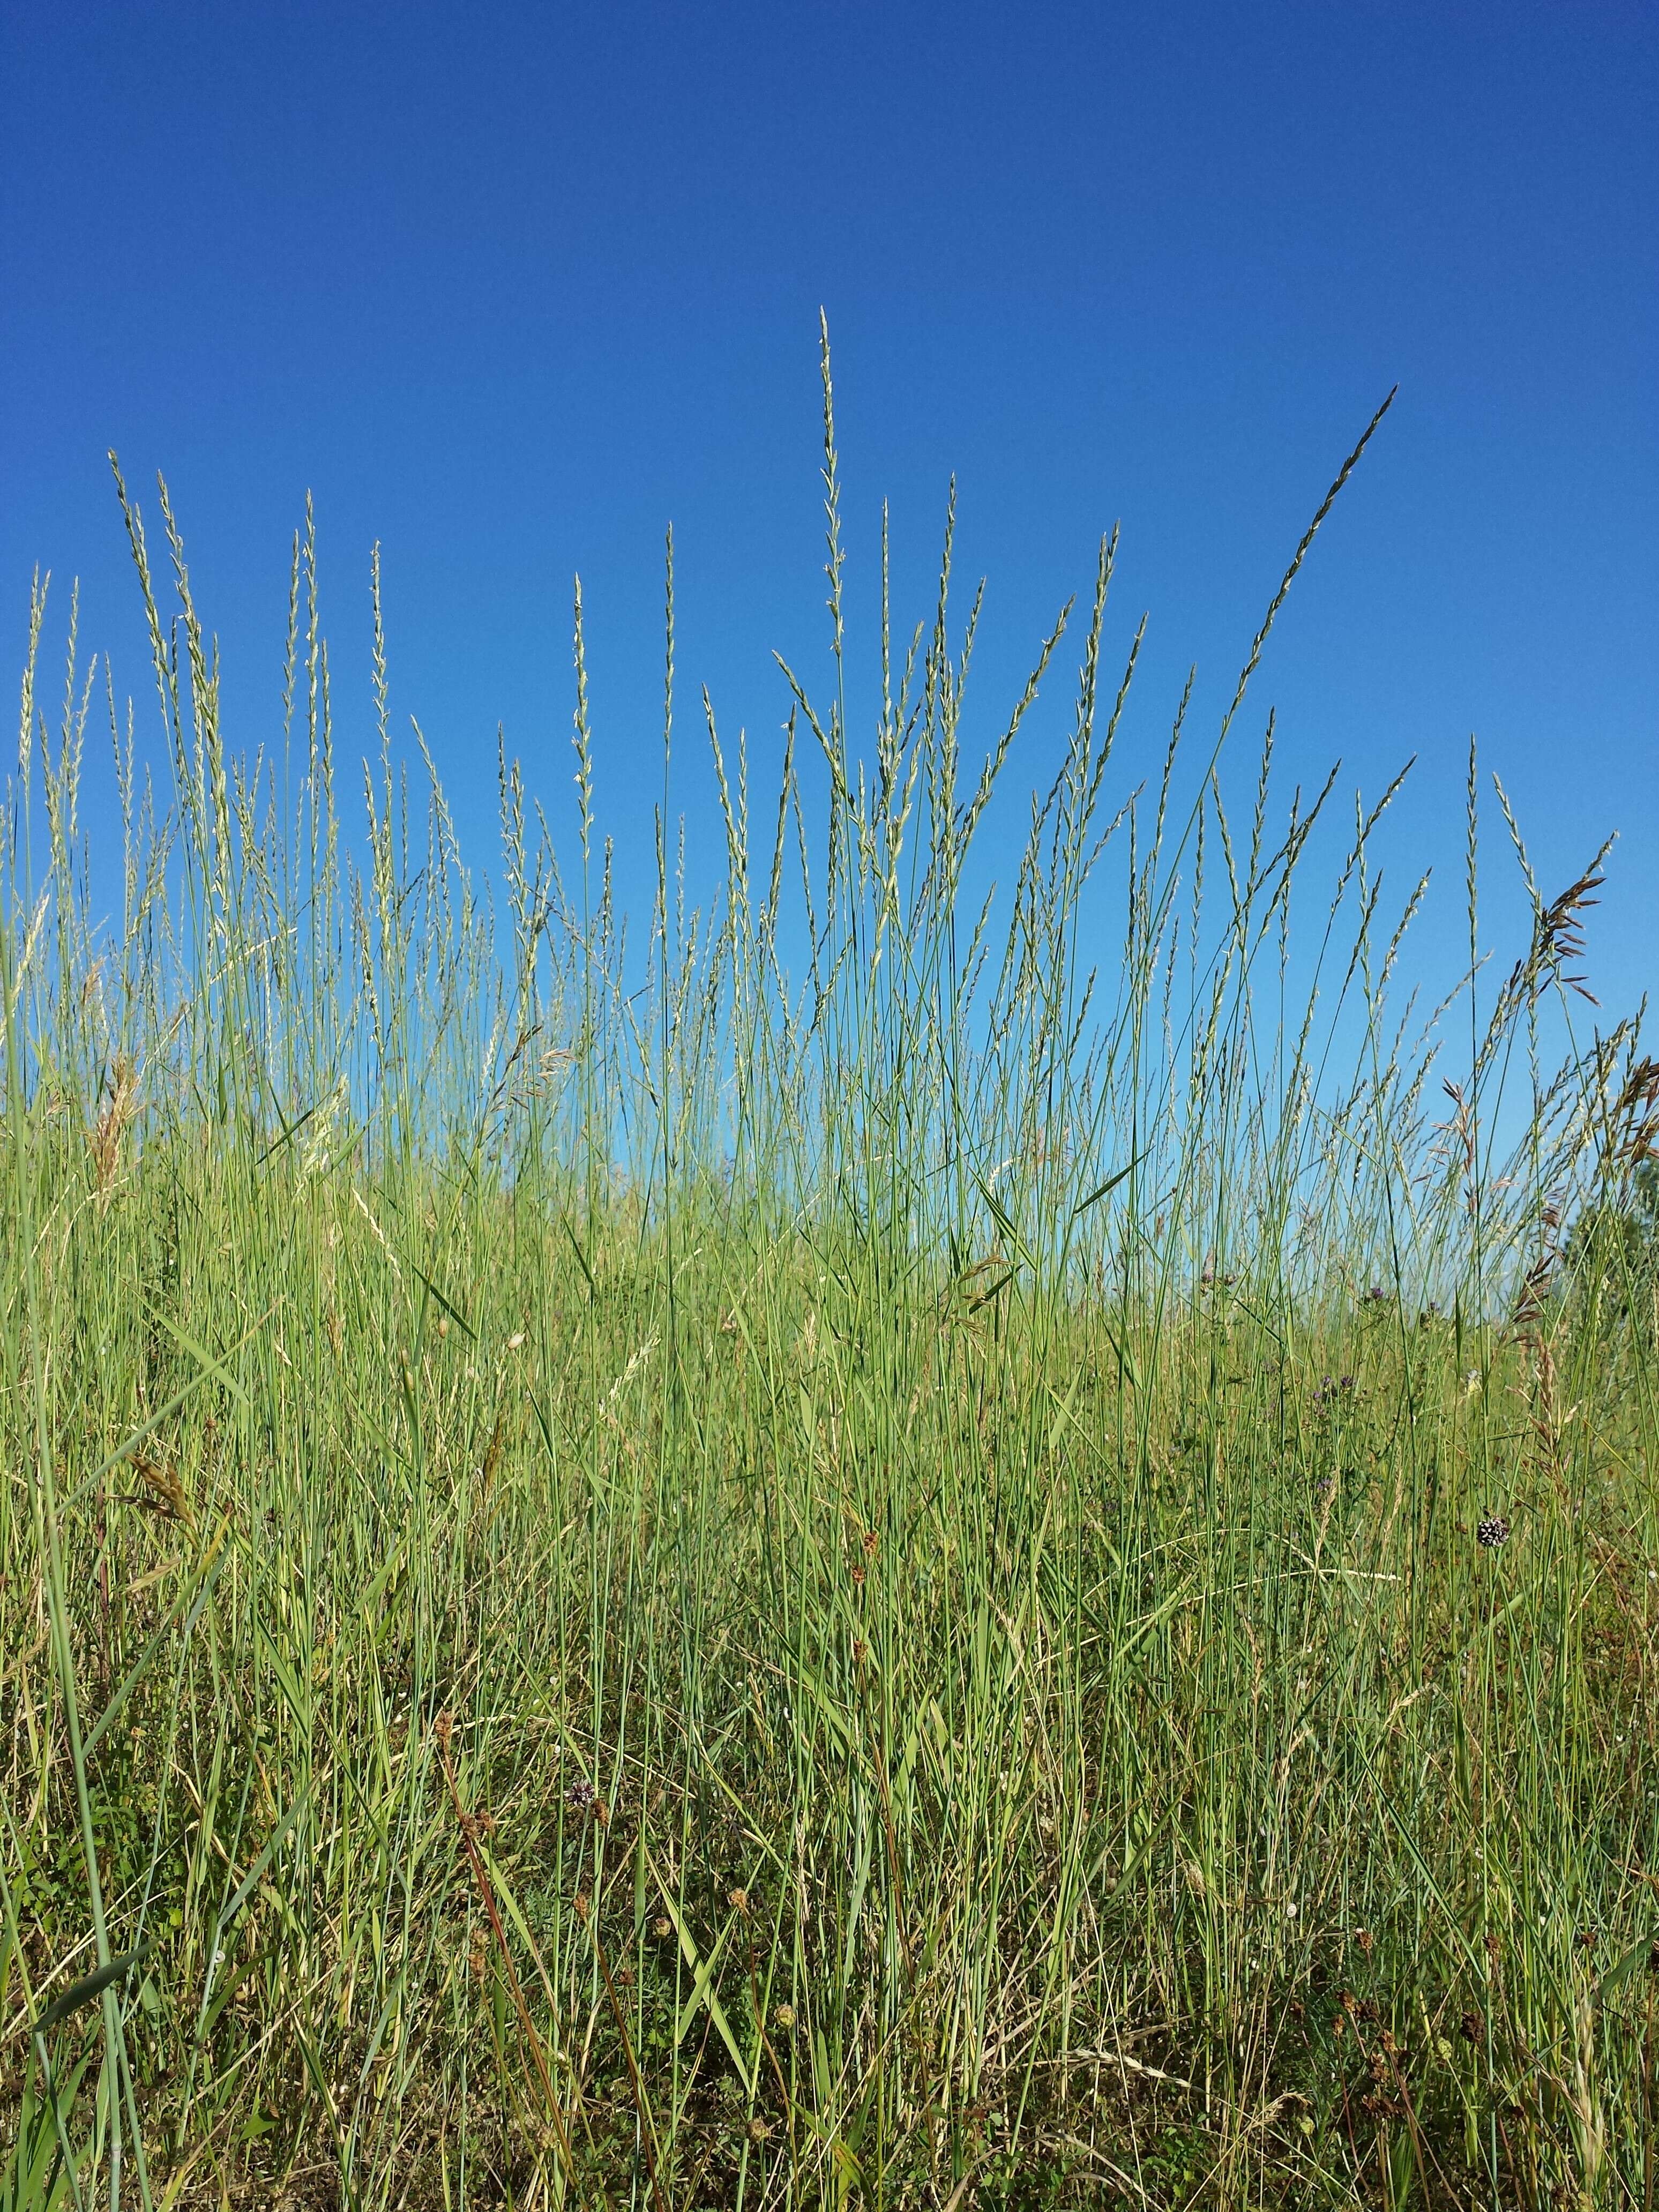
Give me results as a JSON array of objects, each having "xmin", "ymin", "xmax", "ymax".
[{"xmin": 4, "ymin": 357, "xmax": 1657, "ymax": 2208}]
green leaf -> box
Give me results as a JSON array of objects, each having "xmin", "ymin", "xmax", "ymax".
[
  {"xmin": 32, "ymin": 1941, "xmax": 154, "ymax": 2036},
  {"xmin": 645, "ymin": 1852, "xmax": 750, "ymax": 2084},
  {"xmin": 1071, "ymin": 1155, "xmax": 1140, "ymax": 1217}
]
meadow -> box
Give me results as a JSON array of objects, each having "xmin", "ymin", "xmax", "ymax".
[{"xmin": 4, "ymin": 361, "xmax": 1658, "ymax": 2209}]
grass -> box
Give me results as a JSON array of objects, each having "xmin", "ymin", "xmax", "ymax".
[{"xmin": 3, "ymin": 341, "xmax": 1658, "ymax": 2209}]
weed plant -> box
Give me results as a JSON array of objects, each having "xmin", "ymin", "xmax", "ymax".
[{"xmin": 4, "ymin": 341, "xmax": 1658, "ymax": 2209}]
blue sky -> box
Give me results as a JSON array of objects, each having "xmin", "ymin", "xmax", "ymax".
[{"xmin": 4, "ymin": 0, "xmax": 1654, "ymax": 1026}]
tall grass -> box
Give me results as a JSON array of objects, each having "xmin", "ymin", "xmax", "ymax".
[{"xmin": 4, "ymin": 342, "xmax": 1657, "ymax": 2210}]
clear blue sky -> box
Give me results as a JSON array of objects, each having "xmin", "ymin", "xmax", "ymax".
[{"xmin": 4, "ymin": 1, "xmax": 1654, "ymax": 1021}]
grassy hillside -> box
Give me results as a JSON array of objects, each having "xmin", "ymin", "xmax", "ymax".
[{"xmin": 4, "ymin": 377, "xmax": 1657, "ymax": 2208}]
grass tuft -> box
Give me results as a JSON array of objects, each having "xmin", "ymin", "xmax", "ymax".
[{"xmin": 3, "ymin": 373, "xmax": 1656, "ymax": 2209}]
